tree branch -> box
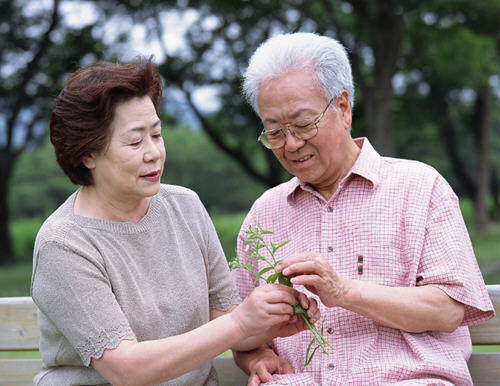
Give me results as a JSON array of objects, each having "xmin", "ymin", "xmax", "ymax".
[{"xmin": 6, "ymin": 0, "xmax": 61, "ymax": 150}]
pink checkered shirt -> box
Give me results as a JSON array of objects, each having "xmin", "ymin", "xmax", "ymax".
[{"xmin": 233, "ymin": 138, "xmax": 494, "ymax": 386}]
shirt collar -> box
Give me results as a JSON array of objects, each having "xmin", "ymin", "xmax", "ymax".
[{"xmin": 285, "ymin": 137, "xmax": 381, "ymax": 201}]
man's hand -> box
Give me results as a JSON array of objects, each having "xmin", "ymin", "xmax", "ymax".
[
  {"xmin": 233, "ymin": 346, "xmax": 294, "ymax": 386},
  {"xmin": 276, "ymin": 252, "xmax": 347, "ymax": 308},
  {"xmin": 275, "ymin": 252, "xmax": 465, "ymax": 333}
]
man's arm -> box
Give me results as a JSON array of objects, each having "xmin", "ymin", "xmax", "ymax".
[{"xmin": 276, "ymin": 253, "xmax": 465, "ymax": 333}]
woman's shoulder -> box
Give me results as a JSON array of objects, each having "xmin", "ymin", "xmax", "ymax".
[
  {"xmin": 36, "ymin": 192, "xmax": 79, "ymax": 247},
  {"xmin": 159, "ymin": 183, "xmax": 198, "ymax": 197},
  {"xmin": 157, "ymin": 183, "xmax": 203, "ymax": 207}
]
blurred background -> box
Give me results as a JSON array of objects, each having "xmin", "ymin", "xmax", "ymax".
[{"xmin": 1, "ymin": 0, "xmax": 499, "ymax": 296}]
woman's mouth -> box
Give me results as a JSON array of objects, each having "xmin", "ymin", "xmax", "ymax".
[{"xmin": 141, "ymin": 170, "xmax": 161, "ymax": 182}]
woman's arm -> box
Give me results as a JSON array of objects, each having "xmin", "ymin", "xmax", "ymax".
[{"xmin": 91, "ymin": 284, "xmax": 299, "ymax": 386}]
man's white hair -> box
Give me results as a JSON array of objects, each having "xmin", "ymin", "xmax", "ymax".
[{"xmin": 242, "ymin": 32, "xmax": 354, "ymax": 117}]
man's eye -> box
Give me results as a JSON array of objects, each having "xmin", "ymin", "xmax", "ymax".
[
  {"xmin": 267, "ymin": 130, "xmax": 282, "ymax": 138},
  {"xmin": 293, "ymin": 121, "xmax": 314, "ymax": 130}
]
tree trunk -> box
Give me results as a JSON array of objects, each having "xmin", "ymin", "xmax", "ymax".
[
  {"xmin": 0, "ymin": 151, "xmax": 16, "ymax": 265},
  {"xmin": 364, "ymin": 86, "xmax": 395, "ymax": 156},
  {"xmin": 347, "ymin": 0, "xmax": 403, "ymax": 156},
  {"xmin": 474, "ymin": 85, "xmax": 492, "ymax": 234}
]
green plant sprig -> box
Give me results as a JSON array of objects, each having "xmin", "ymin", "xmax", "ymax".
[{"xmin": 230, "ymin": 224, "xmax": 334, "ymax": 366}]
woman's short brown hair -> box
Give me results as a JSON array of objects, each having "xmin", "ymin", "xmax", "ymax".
[{"xmin": 50, "ymin": 57, "xmax": 162, "ymax": 186}]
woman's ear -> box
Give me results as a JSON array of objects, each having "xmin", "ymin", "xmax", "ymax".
[{"xmin": 81, "ymin": 154, "xmax": 96, "ymax": 170}]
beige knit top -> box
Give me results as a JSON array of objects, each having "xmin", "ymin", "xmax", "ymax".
[{"xmin": 31, "ymin": 184, "xmax": 241, "ymax": 385}]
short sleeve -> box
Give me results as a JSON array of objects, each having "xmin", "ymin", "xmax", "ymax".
[
  {"xmin": 198, "ymin": 200, "xmax": 241, "ymax": 311},
  {"xmin": 31, "ymin": 241, "xmax": 136, "ymax": 366},
  {"xmin": 416, "ymin": 176, "xmax": 494, "ymax": 325}
]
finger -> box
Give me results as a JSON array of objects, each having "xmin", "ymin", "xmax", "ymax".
[
  {"xmin": 247, "ymin": 372, "xmax": 262, "ymax": 386},
  {"xmin": 298, "ymin": 292, "xmax": 309, "ymax": 309},
  {"xmin": 262, "ymin": 303, "xmax": 295, "ymax": 316},
  {"xmin": 306, "ymin": 299, "xmax": 320, "ymax": 322},
  {"xmin": 290, "ymin": 274, "xmax": 322, "ymax": 287},
  {"xmin": 255, "ymin": 366, "xmax": 274, "ymax": 383},
  {"xmin": 282, "ymin": 261, "xmax": 322, "ymax": 277},
  {"xmin": 275, "ymin": 253, "xmax": 312, "ymax": 272},
  {"xmin": 261, "ymin": 290, "xmax": 298, "ymax": 308}
]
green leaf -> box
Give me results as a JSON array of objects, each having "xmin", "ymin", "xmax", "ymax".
[
  {"xmin": 258, "ymin": 266, "xmax": 275, "ymax": 276},
  {"xmin": 278, "ymin": 274, "xmax": 292, "ymax": 287},
  {"xmin": 267, "ymin": 273, "xmax": 278, "ymax": 283}
]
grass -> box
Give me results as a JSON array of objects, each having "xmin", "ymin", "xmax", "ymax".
[
  {"xmin": 0, "ymin": 263, "xmax": 33, "ymax": 296},
  {"xmin": 0, "ymin": 351, "xmax": 40, "ymax": 359}
]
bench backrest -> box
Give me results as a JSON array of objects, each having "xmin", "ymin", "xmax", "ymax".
[{"xmin": 1, "ymin": 285, "xmax": 499, "ymax": 385}]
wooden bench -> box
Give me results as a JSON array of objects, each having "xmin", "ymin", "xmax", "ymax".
[{"xmin": 1, "ymin": 285, "xmax": 499, "ymax": 385}]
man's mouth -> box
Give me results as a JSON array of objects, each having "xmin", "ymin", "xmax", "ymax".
[{"xmin": 293, "ymin": 155, "xmax": 313, "ymax": 163}]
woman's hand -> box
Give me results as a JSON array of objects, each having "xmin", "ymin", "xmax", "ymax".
[
  {"xmin": 268, "ymin": 291, "xmax": 320, "ymax": 338},
  {"xmin": 230, "ymin": 284, "xmax": 298, "ymax": 337},
  {"xmin": 276, "ymin": 252, "xmax": 348, "ymax": 308}
]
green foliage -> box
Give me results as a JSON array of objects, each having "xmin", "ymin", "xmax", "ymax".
[
  {"xmin": 230, "ymin": 225, "xmax": 334, "ymax": 367},
  {"xmin": 0, "ymin": 263, "xmax": 32, "ymax": 296},
  {"xmin": 10, "ymin": 218, "xmax": 43, "ymax": 263},
  {"xmin": 9, "ymin": 141, "xmax": 77, "ymax": 220},
  {"xmin": 211, "ymin": 212, "xmax": 245, "ymax": 259},
  {"xmin": 162, "ymin": 126, "xmax": 267, "ymax": 213}
]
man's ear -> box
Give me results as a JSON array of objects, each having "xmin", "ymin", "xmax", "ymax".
[
  {"xmin": 336, "ymin": 90, "xmax": 352, "ymax": 130},
  {"xmin": 81, "ymin": 154, "xmax": 96, "ymax": 170}
]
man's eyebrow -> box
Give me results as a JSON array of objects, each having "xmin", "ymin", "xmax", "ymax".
[
  {"xmin": 290, "ymin": 108, "xmax": 316, "ymax": 120},
  {"xmin": 263, "ymin": 109, "xmax": 316, "ymax": 124}
]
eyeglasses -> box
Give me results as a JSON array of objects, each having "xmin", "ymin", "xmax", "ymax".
[{"xmin": 258, "ymin": 98, "xmax": 334, "ymax": 149}]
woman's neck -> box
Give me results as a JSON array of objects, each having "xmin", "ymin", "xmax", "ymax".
[{"xmin": 74, "ymin": 186, "xmax": 152, "ymax": 224}]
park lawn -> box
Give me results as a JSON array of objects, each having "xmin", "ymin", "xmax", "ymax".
[
  {"xmin": 1, "ymin": 210, "xmax": 499, "ymax": 359},
  {"xmin": 1, "ymin": 211, "xmax": 500, "ymax": 295}
]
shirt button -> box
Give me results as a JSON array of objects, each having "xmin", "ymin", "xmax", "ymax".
[
  {"xmin": 327, "ymin": 363, "xmax": 335, "ymax": 370},
  {"xmin": 327, "ymin": 246, "xmax": 333, "ymax": 253},
  {"xmin": 327, "ymin": 206, "xmax": 333, "ymax": 212},
  {"xmin": 327, "ymin": 327, "xmax": 333, "ymax": 334}
]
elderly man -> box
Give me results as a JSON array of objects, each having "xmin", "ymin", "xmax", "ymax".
[{"xmin": 232, "ymin": 32, "xmax": 494, "ymax": 386}]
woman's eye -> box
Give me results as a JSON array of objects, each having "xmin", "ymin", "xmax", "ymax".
[{"xmin": 130, "ymin": 140, "xmax": 142, "ymax": 146}]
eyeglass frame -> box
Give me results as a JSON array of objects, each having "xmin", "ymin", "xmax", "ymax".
[{"xmin": 257, "ymin": 97, "xmax": 335, "ymax": 149}]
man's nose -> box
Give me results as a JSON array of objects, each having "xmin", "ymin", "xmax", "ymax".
[{"xmin": 283, "ymin": 126, "xmax": 306, "ymax": 152}]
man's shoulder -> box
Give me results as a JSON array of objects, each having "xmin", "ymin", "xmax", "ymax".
[
  {"xmin": 380, "ymin": 156, "xmax": 442, "ymax": 183},
  {"xmin": 255, "ymin": 177, "xmax": 298, "ymax": 204},
  {"xmin": 379, "ymin": 156, "xmax": 455, "ymax": 199}
]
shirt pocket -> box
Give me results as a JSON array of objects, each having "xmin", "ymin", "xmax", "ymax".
[{"xmin": 355, "ymin": 245, "xmax": 409, "ymax": 287}]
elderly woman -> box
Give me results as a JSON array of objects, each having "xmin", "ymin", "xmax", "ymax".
[{"xmin": 31, "ymin": 58, "xmax": 318, "ymax": 386}]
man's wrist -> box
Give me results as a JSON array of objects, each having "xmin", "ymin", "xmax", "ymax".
[{"xmin": 339, "ymin": 278, "xmax": 364, "ymax": 308}]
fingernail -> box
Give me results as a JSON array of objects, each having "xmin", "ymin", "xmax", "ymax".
[{"xmin": 283, "ymin": 268, "xmax": 289, "ymax": 275}]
